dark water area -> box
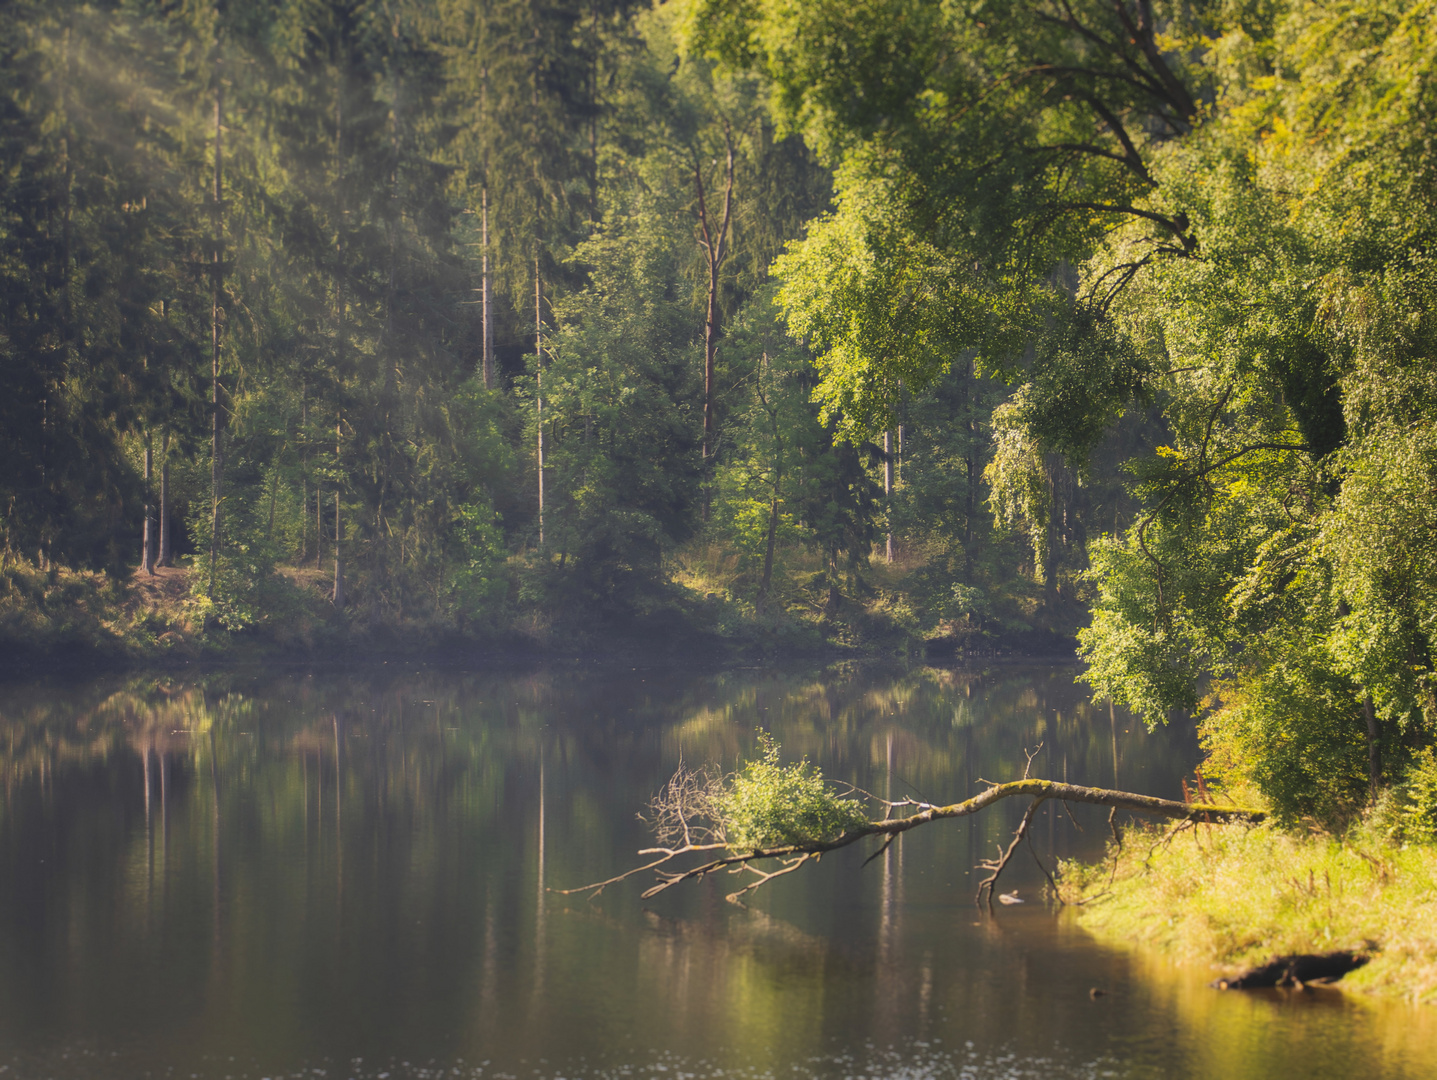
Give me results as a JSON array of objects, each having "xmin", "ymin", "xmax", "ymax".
[{"xmin": 0, "ymin": 663, "xmax": 1432, "ymax": 1080}]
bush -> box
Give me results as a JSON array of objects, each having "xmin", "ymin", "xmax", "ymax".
[
  {"xmin": 1376, "ymin": 748, "xmax": 1437, "ymax": 844},
  {"xmin": 714, "ymin": 733, "xmax": 870, "ymax": 852},
  {"xmin": 1199, "ymin": 651, "xmax": 1370, "ymax": 828}
]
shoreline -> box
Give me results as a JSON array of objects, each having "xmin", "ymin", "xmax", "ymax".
[
  {"xmin": 0, "ymin": 562, "xmax": 1079, "ymax": 676},
  {"xmin": 1061, "ymin": 820, "xmax": 1437, "ymax": 1006}
]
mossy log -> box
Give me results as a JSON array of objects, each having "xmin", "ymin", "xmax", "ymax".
[{"xmin": 561, "ymin": 772, "xmax": 1265, "ymax": 908}]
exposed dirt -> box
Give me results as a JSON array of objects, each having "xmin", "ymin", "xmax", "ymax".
[{"xmin": 128, "ymin": 564, "xmax": 192, "ymax": 607}]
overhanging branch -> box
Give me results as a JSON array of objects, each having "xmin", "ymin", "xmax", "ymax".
[{"xmin": 557, "ymin": 777, "xmax": 1265, "ymax": 906}]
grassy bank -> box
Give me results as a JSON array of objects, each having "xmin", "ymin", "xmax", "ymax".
[{"xmin": 1060, "ymin": 820, "xmax": 1437, "ymax": 1004}]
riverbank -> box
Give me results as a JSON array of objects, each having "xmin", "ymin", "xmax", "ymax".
[
  {"xmin": 0, "ymin": 561, "xmax": 773, "ymax": 668},
  {"xmin": 1060, "ymin": 819, "xmax": 1437, "ymax": 1005},
  {"xmin": 0, "ymin": 557, "xmax": 1079, "ymax": 671}
]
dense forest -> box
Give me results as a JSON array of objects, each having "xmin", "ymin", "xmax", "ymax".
[{"xmin": 3, "ymin": 0, "xmax": 1437, "ymax": 828}]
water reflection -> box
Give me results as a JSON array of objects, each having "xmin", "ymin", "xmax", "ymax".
[{"xmin": 0, "ymin": 663, "xmax": 1428, "ymax": 1080}]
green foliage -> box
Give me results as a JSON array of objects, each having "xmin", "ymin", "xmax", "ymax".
[
  {"xmin": 1201, "ymin": 654, "xmax": 1371, "ymax": 828},
  {"xmin": 715, "ymin": 733, "xmax": 869, "ymax": 852},
  {"xmin": 686, "ymin": 0, "xmax": 1437, "ymax": 808},
  {"xmin": 447, "ymin": 497, "xmax": 508, "ymax": 618},
  {"xmin": 1377, "ymin": 749, "xmax": 1437, "ymax": 845}
]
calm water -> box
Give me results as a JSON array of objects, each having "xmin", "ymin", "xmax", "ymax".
[{"xmin": 0, "ymin": 662, "xmax": 1432, "ymax": 1080}]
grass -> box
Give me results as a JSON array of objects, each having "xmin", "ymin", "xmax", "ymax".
[
  {"xmin": 1059, "ymin": 819, "xmax": 1437, "ymax": 1004},
  {"xmin": 0, "ymin": 557, "xmax": 339, "ymax": 663},
  {"xmin": 0, "ymin": 561, "xmax": 197, "ymax": 659}
]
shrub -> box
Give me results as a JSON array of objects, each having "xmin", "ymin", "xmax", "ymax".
[
  {"xmin": 1200, "ymin": 651, "xmax": 1370, "ymax": 828},
  {"xmin": 1380, "ymin": 748, "xmax": 1437, "ymax": 844},
  {"xmin": 714, "ymin": 733, "xmax": 870, "ymax": 852}
]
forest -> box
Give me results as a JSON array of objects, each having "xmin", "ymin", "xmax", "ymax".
[{"xmin": 3, "ymin": 0, "xmax": 1437, "ymax": 832}]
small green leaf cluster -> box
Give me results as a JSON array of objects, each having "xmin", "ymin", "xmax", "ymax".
[{"xmin": 714, "ymin": 733, "xmax": 870, "ymax": 853}]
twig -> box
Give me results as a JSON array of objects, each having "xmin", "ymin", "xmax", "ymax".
[
  {"xmin": 1144, "ymin": 819, "xmax": 1195, "ymax": 870},
  {"xmin": 1022, "ymin": 742, "xmax": 1044, "ymax": 779},
  {"xmin": 1025, "ymin": 820, "xmax": 1066, "ymax": 904},
  {"xmin": 726, "ymin": 853, "xmax": 816, "ymax": 906},
  {"xmin": 862, "ymin": 833, "xmax": 897, "ymax": 869},
  {"xmin": 551, "ymin": 842, "xmax": 728, "ymax": 898}
]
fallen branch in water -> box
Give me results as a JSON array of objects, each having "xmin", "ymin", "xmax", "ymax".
[{"xmin": 557, "ymin": 747, "xmax": 1266, "ymax": 909}]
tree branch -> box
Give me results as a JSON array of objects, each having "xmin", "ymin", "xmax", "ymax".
[
  {"xmin": 558, "ymin": 776, "xmax": 1265, "ymax": 907},
  {"xmin": 1061, "ymin": 201, "xmax": 1195, "ymax": 251},
  {"xmin": 977, "ymin": 796, "xmax": 1045, "ymax": 908}
]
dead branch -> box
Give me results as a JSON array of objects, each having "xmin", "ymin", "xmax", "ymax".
[
  {"xmin": 642, "ymin": 762, "xmax": 724, "ymax": 849},
  {"xmin": 1026, "ymin": 817, "xmax": 1066, "ymax": 904},
  {"xmin": 725, "ymin": 852, "xmax": 817, "ymax": 907},
  {"xmin": 977, "ymin": 796, "xmax": 1045, "ymax": 908}
]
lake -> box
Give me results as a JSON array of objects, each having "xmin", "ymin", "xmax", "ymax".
[{"xmin": 0, "ymin": 662, "xmax": 1432, "ymax": 1079}]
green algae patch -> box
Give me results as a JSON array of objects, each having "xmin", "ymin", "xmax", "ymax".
[{"xmin": 1060, "ymin": 821, "xmax": 1437, "ymax": 1004}]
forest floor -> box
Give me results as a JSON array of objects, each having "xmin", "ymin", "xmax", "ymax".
[{"xmin": 1059, "ymin": 819, "xmax": 1437, "ymax": 1004}]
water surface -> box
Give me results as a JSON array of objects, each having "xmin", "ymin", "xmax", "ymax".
[{"xmin": 0, "ymin": 662, "xmax": 1430, "ymax": 1079}]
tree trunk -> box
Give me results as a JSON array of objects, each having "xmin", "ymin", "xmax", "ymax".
[
  {"xmin": 1364, "ymin": 695, "xmax": 1380, "ymax": 800},
  {"xmin": 142, "ymin": 435, "xmax": 155, "ymax": 574},
  {"xmin": 207, "ymin": 76, "xmax": 224, "ymax": 600},
  {"xmin": 536, "ymin": 262, "xmax": 545, "ymax": 549},
  {"xmin": 332, "ymin": 85, "xmax": 345, "ymax": 598},
  {"xmin": 963, "ymin": 358, "xmax": 975, "ymax": 549},
  {"xmin": 158, "ymin": 429, "xmax": 171, "ymax": 567},
  {"xmin": 695, "ymin": 132, "xmax": 735, "ymax": 522},
  {"xmin": 332, "ymin": 486, "xmax": 344, "ymax": 607},
  {"xmin": 1043, "ymin": 456, "xmax": 1059, "ymax": 606},
  {"xmin": 884, "ymin": 430, "xmax": 894, "ymax": 564},
  {"xmin": 482, "ymin": 187, "xmax": 494, "ymax": 390},
  {"xmin": 300, "ymin": 387, "xmax": 308, "ymax": 564},
  {"xmin": 266, "ymin": 460, "xmax": 279, "ymax": 543},
  {"xmin": 756, "ymin": 352, "xmax": 782, "ymax": 610},
  {"xmin": 759, "ymin": 497, "xmax": 779, "ymax": 606}
]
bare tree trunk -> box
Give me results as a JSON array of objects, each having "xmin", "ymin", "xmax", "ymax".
[
  {"xmin": 695, "ymin": 130, "xmax": 735, "ymax": 521},
  {"xmin": 536, "ymin": 261, "xmax": 544, "ymax": 549},
  {"xmin": 481, "ymin": 187, "xmax": 494, "ymax": 390},
  {"xmin": 207, "ymin": 75, "xmax": 224, "ymax": 600},
  {"xmin": 884, "ymin": 430, "xmax": 894, "ymax": 564},
  {"xmin": 266, "ymin": 459, "xmax": 280, "ymax": 543},
  {"xmin": 757, "ymin": 353, "xmax": 782, "ymax": 609},
  {"xmin": 1364, "ymin": 695, "xmax": 1381, "ymax": 801},
  {"xmin": 332, "ymin": 484, "xmax": 344, "ymax": 607},
  {"xmin": 1044, "ymin": 457, "xmax": 1059, "ymax": 606},
  {"xmin": 300, "ymin": 386, "xmax": 308, "ymax": 564},
  {"xmin": 143, "ymin": 435, "xmax": 155, "ymax": 574},
  {"xmin": 964, "ymin": 359, "xmax": 975, "ymax": 549},
  {"xmin": 897, "ymin": 380, "xmax": 905, "ymax": 486},
  {"xmin": 158, "ymin": 428, "xmax": 171, "ymax": 566},
  {"xmin": 759, "ymin": 497, "xmax": 779, "ymax": 604},
  {"xmin": 333, "ymin": 84, "xmax": 345, "ymax": 600}
]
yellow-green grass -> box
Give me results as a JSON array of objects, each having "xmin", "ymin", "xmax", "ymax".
[{"xmin": 1060, "ymin": 821, "xmax": 1437, "ymax": 1004}]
